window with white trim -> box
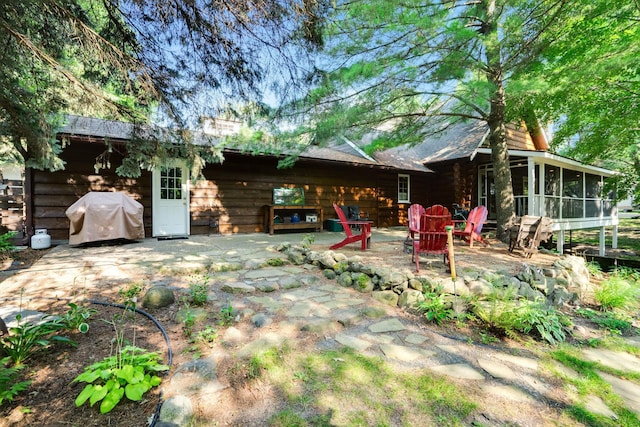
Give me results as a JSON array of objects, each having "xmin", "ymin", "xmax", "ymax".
[{"xmin": 398, "ymin": 174, "xmax": 410, "ymax": 203}]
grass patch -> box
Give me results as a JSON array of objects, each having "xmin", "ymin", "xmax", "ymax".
[
  {"xmin": 255, "ymin": 346, "xmax": 476, "ymax": 426},
  {"xmin": 550, "ymin": 346, "xmax": 640, "ymax": 426},
  {"xmin": 567, "ymin": 218, "xmax": 640, "ymax": 255}
]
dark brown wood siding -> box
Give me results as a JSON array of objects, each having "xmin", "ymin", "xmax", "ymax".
[
  {"xmin": 424, "ymin": 161, "xmax": 479, "ymax": 212},
  {"xmin": 30, "ymin": 140, "xmax": 434, "ymax": 240},
  {"xmin": 192, "ymin": 152, "xmax": 431, "ymax": 234},
  {"xmin": 31, "ymin": 140, "xmax": 151, "ymax": 240}
]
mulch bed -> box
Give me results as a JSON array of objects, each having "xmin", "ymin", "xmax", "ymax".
[{"xmin": 1, "ymin": 302, "xmax": 169, "ymax": 427}]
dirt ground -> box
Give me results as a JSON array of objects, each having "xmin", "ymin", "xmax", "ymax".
[{"xmin": 0, "ymin": 227, "xmax": 638, "ymax": 426}]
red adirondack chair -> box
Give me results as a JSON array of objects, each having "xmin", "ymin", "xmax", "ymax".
[
  {"xmin": 407, "ymin": 203, "xmax": 425, "ymax": 240},
  {"xmin": 453, "ymin": 205, "xmax": 488, "ymax": 247},
  {"xmin": 413, "ymin": 212, "xmax": 452, "ymax": 272},
  {"xmin": 329, "ymin": 203, "xmax": 372, "ymax": 251},
  {"xmin": 424, "ymin": 204, "xmax": 450, "ymax": 216}
]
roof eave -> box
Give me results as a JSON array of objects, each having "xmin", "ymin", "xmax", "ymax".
[{"xmin": 475, "ymin": 148, "xmax": 617, "ymax": 176}]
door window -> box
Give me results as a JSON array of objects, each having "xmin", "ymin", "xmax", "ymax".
[{"xmin": 160, "ymin": 167, "xmax": 183, "ymax": 200}]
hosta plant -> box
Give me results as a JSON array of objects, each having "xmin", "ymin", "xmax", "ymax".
[
  {"xmin": 74, "ymin": 346, "xmax": 169, "ymax": 414},
  {"xmin": 0, "ymin": 313, "xmax": 75, "ymax": 365}
]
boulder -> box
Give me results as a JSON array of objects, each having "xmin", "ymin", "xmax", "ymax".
[
  {"xmin": 372, "ymin": 290, "xmax": 399, "ymax": 307},
  {"xmin": 398, "ymin": 289, "xmax": 425, "ymax": 308},
  {"xmin": 141, "ymin": 285, "xmax": 175, "ymax": 309}
]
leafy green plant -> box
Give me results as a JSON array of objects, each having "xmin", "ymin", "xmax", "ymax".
[
  {"xmin": 595, "ymin": 275, "xmax": 636, "ymax": 311},
  {"xmin": 181, "ymin": 306, "xmax": 196, "ymax": 339},
  {"xmin": 511, "ymin": 300, "xmax": 569, "ymax": 345},
  {"xmin": 301, "ymin": 233, "xmax": 315, "ymax": 249},
  {"xmin": 473, "ymin": 294, "xmax": 568, "ymax": 345},
  {"xmin": 611, "ymin": 266, "xmax": 640, "ymax": 283},
  {"xmin": 189, "ymin": 274, "xmax": 210, "ymax": 306},
  {"xmin": 0, "ymin": 357, "xmax": 31, "ymax": 405},
  {"xmin": 74, "ymin": 287, "xmax": 168, "ymax": 414},
  {"xmin": 219, "ymin": 302, "xmax": 235, "ymax": 326},
  {"xmin": 73, "ymin": 346, "xmax": 168, "ymax": 414},
  {"xmin": 0, "ymin": 313, "xmax": 75, "ymax": 365},
  {"xmin": 575, "ymin": 307, "xmax": 632, "ymax": 335},
  {"xmin": 0, "ymin": 231, "xmax": 16, "ymax": 254},
  {"xmin": 119, "ymin": 282, "xmax": 145, "ymax": 304},
  {"xmin": 193, "ymin": 325, "xmax": 218, "ymax": 347},
  {"xmin": 417, "ymin": 288, "xmax": 453, "ymax": 325},
  {"xmin": 585, "ymin": 261, "xmax": 603, "ymax": 279},
  {"xmin": 62, "ymin": 302, "xmax": 96, "ymax": 333}
]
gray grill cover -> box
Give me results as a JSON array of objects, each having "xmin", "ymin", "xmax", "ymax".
[{"xmin": 65, "ymin": 192, "xmax": 145, "ymax": 245}]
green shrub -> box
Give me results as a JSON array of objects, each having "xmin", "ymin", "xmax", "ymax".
[
  {"xmin": 0, "ymin": 231, "xmax": 16, "ymax": 254},
  {"xmin": 473, "ymin": 297, "xmax": 568, "ymax": 345},
  {"xmin": 219, "ymin": 302, "xmax": 235, "ymax": 326},
  {"xmin": 585, "ymin": 261, "xmax": 603, "ymax": 279},
  {"xmin": 610, "ymin": 266, "xmax": 640, "ymax": 283},
  {"xmin": 511, "ymin": 300, "xmax": 569, "ymax": 345},
  {"xmin": 595, "ymin": 276, "xmax": 636, "ymax": 311},
  {"xmin": 575, "ymin": 308, "xmax": 632, "ymax": 335}
]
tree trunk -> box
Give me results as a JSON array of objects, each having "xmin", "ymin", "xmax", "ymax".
[{"xmin": 483, "ymin": 0, "xmax": 515, "ymax": 241}]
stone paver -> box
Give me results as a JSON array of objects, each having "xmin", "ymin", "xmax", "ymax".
[
  {"xmin": 582, "ymin": 348, "xmax": 640, "ymax": 373},
  {"xmin": 429, "ymin": 363, "xmax": 485, "ymax": 380},
  {"xmin": 334, "ymin": 333, "xmax": 372, "ymax": 352},
  {"xmin": 599, "ymin": 371, "xmax": 640, "ymax": 416},
  {"xmin": 368, "ymin": 318, "xmax": 406, "ymax": 333},
  {"xmin": 478, "ymin": 357, "xmax": 517, "ymax": 379}
]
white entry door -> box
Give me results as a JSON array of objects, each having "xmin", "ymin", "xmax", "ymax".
[{"xmin": 152, "ymin": 163, "xmax": 190, "ymax": 237}]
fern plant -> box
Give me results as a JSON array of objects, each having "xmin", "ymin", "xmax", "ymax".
[
  {"xmin": 595, "ymin": 276, "xmax": 636, "ymax": 311},
  {"xmin": 0, "ymin": 357, "xmax": 31, "ymax": 405},
  {"xmin": 417, "ymin": 288, "xmax": 453, "ymax": 325}
]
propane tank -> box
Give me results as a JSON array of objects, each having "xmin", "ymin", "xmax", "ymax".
[{"xmin": 31, "ymin": 229, "xmax": 51, "ymax": 250}]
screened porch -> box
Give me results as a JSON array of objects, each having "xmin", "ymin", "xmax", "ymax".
[{"xmin": 476, "ymin": 149, "xmax": 619, "ymax": 256}]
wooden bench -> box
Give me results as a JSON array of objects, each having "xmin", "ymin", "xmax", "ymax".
[{"xmin": 508, "ymin": 215, "xmax": 553, "ymax": 258}]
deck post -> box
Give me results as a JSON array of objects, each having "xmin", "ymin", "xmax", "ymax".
[
  {"xmin": 556, "ymin": 228, "xmax": 565, "ymax": 254},
  {"xmin": 599, "ymin": 227, "xmax": 605, "ymax": 256}
]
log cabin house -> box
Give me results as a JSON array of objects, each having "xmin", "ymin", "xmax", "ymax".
[{"xmin": 17, "ymin": 115, "xmax": 618, "ymax": 255}]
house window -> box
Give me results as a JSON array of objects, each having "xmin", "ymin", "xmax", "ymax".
[{"xmin": 398, "ymin": 174, "xmax": 410, "ymax": 203}]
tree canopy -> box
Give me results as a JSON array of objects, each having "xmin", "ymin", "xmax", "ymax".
[
  {"xmin": 517, "ymin": 0, "xmax": 640, "ymax": 203},
  {"xmin": 289, "ymin": 0, "xmax": 580, "ymax": 237},
  {"xmin": 0, "ymin": 0, "xmax": 323, "ymax": 175},
  {"xmin": 284, "ymin": 0, "xmax": 640, "ymax": 234}
]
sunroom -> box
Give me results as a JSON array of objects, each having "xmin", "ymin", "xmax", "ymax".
[{"xmin": 475, "ymin": 148, "xmax": 619, "ymax": 256}]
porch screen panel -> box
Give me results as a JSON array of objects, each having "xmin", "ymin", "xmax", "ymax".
[
  {"xmin": 544, "ymin": 166, "xmax": 560, "ymax": 218},
  {"xmin": 562, "ymin": 169, "xmax": 583, "ymax": 218},
  {"xmin": 585, "ymin": 174, "xmax": 602, "ymax": 217},
  {"xmin": 511, "ymin": 165, "xmax": 528, "ymax": 216}
]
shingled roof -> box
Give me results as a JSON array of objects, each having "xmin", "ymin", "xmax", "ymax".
[{"xmin": 59, "ymin": 115, "xmax": 515, "ymax": 173}]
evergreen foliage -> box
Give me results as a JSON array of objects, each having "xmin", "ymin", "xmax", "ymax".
[{"xmin": 289, "ymin": 0, "xmax": 638, "ymax": 235}]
